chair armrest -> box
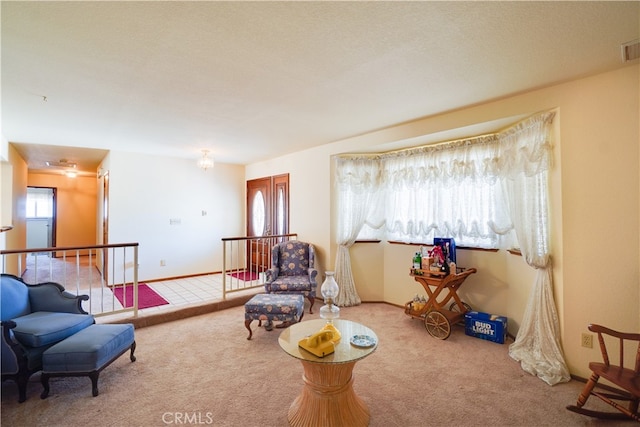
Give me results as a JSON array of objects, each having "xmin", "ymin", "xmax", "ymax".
[
  {"xmin": 1, "ymin": 320, "xmax": 19, "ymax": 348},
  {"xmin": 308, "ymin": 268, "xmax": 318, "ymax": 286},
  {"xmin": 1, "ymin": 320, "xmax": 26, "ymax": 372},
  {"xmin": 589, "ymin": 324, "xmax": 640, "ymax": 341},
  {"xmin": 265, "ymin": 268, "xmax": 279, "ymax": 284},
  {"xmin": 588, "ymin": 323, "xmax": 640, "ymax": 369},
  {"xmin": 1, "ymin": 320, "xmax": 17, "ymax": 330},
  {"xmin": 28, "ymin": 283, "xmax": 89, "ymax": 315}
]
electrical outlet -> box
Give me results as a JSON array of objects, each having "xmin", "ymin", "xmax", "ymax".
[
  {"xmin": 160, "ymin": 259, "xmax": 166, "ymax": 267},
  {"xmin": 581, "ymin": 333, "xmax": 593, "ymax": 348}
]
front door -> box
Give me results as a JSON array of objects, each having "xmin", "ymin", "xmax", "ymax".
[{"xmin": 246, "ymin": 174, "xmax": 289, "ymax": 272}]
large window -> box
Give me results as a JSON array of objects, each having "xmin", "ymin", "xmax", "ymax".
[
  {"xmin": 336, "ymin": 112, "xmax": 555, "ymax": 250},
  {"xmin": 380, "ymin": 136, "xmax": 513, "ymax": 248}
]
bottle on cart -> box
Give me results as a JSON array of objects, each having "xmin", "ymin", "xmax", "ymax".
[
  {"xmin": 439, "ymin": 244, "xmax": 450, "ymax": 276},
  {"xmin": 440, "ymin": 259, "xmax": 450, "ymax": 276},
  {"xmin": 412, "ymin": 294, "xmax": 420, "ymax": 311},
  {"xmin": 413, "ymin": 252, "xmax": 422, "ymax": 269}
]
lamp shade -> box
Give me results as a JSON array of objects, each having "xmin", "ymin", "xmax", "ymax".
[{"xmin": 321, "ymin": 271, "xmax": 339, "ymax": 302}]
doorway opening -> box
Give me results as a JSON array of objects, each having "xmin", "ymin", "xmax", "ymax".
[{"xmin": 26, "ymin": 187, "xmax": 57, "ymax": 254}]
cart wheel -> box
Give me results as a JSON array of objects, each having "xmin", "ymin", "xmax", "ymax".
[
  {"xmin": 449, "ymin": 301, "xmax": 472, "ymax": 313},
  {"xmin": 424, "ymin": 310, "xmax": 451, "ymax": 340}
]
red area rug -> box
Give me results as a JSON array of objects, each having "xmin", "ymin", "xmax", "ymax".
[
  {"xmin": 113, "ymin": 283, "xmax": 169, "ymax": 309},
  {"xmin": 229, "ymin": 271, "xmax": 259, "ymax": 281}
]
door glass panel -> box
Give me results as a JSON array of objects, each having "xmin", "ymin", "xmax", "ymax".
[
  {"xmin": 252, "ymin": 191, "xmax": 266, "ymax": 236},
  {"xmin": 26, "ymin": 187, "xmax": 54, "ymax": 218},
  {"xmin": 277, "ymin": 188, "xmax": 285, "ymax": 235}
]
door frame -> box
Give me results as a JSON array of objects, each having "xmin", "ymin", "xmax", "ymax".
[
  {"xmin": 100, "ymin": 171, "xmax": 110, "ymax": 283},
  {"xmin": 246, "ymin": 174, "xmax": 290, "ymax": 271},
  {"xmin": 26, "ymin": 186, "xmax": 57, "ymax": 251}
]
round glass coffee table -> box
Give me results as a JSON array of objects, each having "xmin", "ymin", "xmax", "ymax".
[{"xmin": 278, "ymin": 318, "xmax": 378, "ymax": 427}]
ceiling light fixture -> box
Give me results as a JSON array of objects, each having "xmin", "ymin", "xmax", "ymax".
[
  {"xmin": 46, "ymin": 159, "xmax": 77, "ymax": 169},
  {"xmin": 197, "ymin": 150, "xmax": 214, "ymax": 171}
]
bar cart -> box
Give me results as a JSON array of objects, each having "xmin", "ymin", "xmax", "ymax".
[{"xmin": 405, "ymin": 268, "xmax": 477, "ymax": 339}]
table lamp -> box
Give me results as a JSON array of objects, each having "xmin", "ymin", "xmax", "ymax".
[{"xmin": 319, "ymin": 271, "xmax": 341, "ymax": 341}]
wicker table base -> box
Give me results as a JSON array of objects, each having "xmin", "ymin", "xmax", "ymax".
[
  {"xmin": 287, "ymin": 360, "xmax": 369, "ymax": 427},
  {"xmin": 278, "ymin": 319, "xmax": 377, "ymax": 427}
]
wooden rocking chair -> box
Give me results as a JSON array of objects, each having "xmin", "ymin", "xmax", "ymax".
[{"xmin": 566, "ymin": 324, "xmax": 640, "ymax": 422}]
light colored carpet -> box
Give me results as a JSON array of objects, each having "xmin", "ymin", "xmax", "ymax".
[{"xmin": 1, "ymin": 303, "xmax": 632, "ymax": 427}]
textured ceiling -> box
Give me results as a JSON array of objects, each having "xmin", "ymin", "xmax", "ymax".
[{"xmin": 2, "ymin": 1, "xmax": 639, "ymax": 172}]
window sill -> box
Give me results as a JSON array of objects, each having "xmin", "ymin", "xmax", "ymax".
[{"xmin": 383, "ymin": 240, "xmax": 499, "ymax": 252}]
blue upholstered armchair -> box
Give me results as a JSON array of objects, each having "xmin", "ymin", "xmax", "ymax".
[
  {"xmin": 1, "ymin": 274, "xmax": 94, "ymax": 402},
  {"xmin": 264, "ymin": 241, "xmax": 318, "ymax": 313}
]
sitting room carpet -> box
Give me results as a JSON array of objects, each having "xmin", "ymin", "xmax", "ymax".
[{"xmin": 0, "ymin": 303, "xmax": 620, "ymax": 427}]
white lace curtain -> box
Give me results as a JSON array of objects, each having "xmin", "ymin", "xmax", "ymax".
[
  {"xmin": 502, "ymin": 115, "xmax": 570, "ymax": 385},
  {"xmin": 333, "ymin": 157, "xmax": 383, "ymax": 306},
  {"xmin": 335, "ymin": 111, "xmax": 570, "ymax": 384},
  {"xmin": 380, "ymin": 134, "xmax": 512, "ymax": 248}
]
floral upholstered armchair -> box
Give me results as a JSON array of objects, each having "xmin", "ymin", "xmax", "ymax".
[{"xmin": 264, "ymin": 241, "xmax": 318, "ymax": 313}]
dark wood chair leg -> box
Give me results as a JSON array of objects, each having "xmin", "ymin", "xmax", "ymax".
[
  {"xmin": 308, "ymin": 296, "xmax": 314, "ymax": 314},
  {"xmin": 40, "ymin": 373, "xmax": 50, "ymax": 399},
  {"xmin": 576, "ymin": 373, "xmax": 599, "ymax": 407},
  {"xmin": 89, "ymin": 371, "xmax": 100, "ymax": 397},
  {"xmin": 129, "ymin": 341, "xmax": 137, "ymax": 362},
  {"xmin": 16, "ymin": 372, "xmax": 30, "ymax": 403},
  {"xmin": 245, "ymin": 319, "xmax": 253, "ymax": 340}
]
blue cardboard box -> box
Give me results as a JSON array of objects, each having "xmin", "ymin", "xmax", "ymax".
[{"xmin": 464, "ymin": 311, "xmax": 508, "ymax": 344}]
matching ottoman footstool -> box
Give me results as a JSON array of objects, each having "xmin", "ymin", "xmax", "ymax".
[
  {"xmin": 41, "ymin": 323, "xmax": 136, "ymax": 398},
  {"xmin": 244, "ymin": 294, "xmax": 304, "ymax": 340}
]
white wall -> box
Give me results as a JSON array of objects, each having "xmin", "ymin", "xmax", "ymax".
[
  {"xmin": 104, "ymin": 151, "xmax": 245, "ymax": 281},
  {"xmin": 246, "ymin": 64, "xmax": 640, "ymax": 379},
  {"xmin": 3, "ymin": 144, "xmax": 28, "ymax": 275},
  {"xmin": 1, "ymin": 135, "xmax": 12, "ymax": 251}
]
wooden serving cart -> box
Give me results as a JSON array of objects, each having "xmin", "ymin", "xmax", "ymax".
[{"xmin": 405, "ymin": 268, "xmax": 477, "ymax": 339}]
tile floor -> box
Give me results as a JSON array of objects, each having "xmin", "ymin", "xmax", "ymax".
[
  {"xmin": 15, "ymin": 253, "xmax": 262, "ymax": 317},
  {"xmin": 142, "ymin": 274, "xmax": 226, "ymax": 313},
  {"xmin": 116, "ymin": 273, "xmax": 263, "ymax": 316},
  {"xmin": 61, "ymin": 272, "xmax": 260, "ymax": 317}
]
